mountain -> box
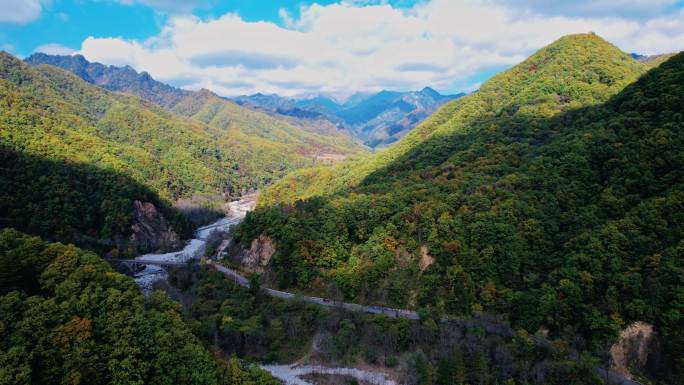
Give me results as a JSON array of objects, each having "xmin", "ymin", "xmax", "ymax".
[
  {"xmin": 26, "ymin": 52, "xmax": 189, "ymax": 108},
  {"xmin": 1, "ymin": 51, "xmax": 364, "ymax": 254},
  {"xmin": 630, "ymin": 52, "xmax": 678, "ymax": 67},
  {"xmin": 340, "ymin": 87, "xmax": 463, "ymax": 147},
  {"xmin": 24, "ymin": 54, "xmax": 365, "ymax": 180},
  {"xmin": 1, "ymin": 51, "xmax": 219, "ymax": 251},
  {"xmin": 234, "ymin": 87, "xmax": 464, "ymax": 148},
  {"xmin": 341, "ymin": 91, "xmax": 374, "ymax": 108},
  {"xmin": 0, "ymin": 228, "xmax": 279, "ymax": 384},
  {"xmin": 235, "ymin": 34, "xmax": 684, "ymax": 381}
]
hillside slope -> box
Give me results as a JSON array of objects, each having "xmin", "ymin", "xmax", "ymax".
[
  {"xmin": 1, "ymin": 52, "xmax": 223, "ymax": 250},
  {"xmin": 257, "ymin": 33, "xmax": 648, "ymax": 205},
  {"xmin": 236, "ymin": 34, "xmax": 683, "ymax": 381},
  {"xmin": 26, "ymin": 52, "xmax": 189, "ymax": 108},
  {"xmin": 170, "ymin": 88, "xmax": 366, "ymax": 186},
  {"xmin": 0, "ymin": 228, "xmax": 278, "ymax": 385},
  {"xmin": 25, "ymin": 53, "xmax": 366, "ymax": 189},
  {"xmin": 1, "ymin": 51, "xmax": 365, "ymax": 252}
]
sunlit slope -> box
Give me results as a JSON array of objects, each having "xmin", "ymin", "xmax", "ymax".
[
  {"xmin": 237, "ymin": 36, "xmax": 684, "ymax": 379},
  {"xmin": 258, "ymin": 34, "xmax": 648, "ymax": 206},
  {"xmin": 0, "ymin": 52, "xmax": 239, "ymax": 242},
  {"xmin": 171, "ymin": 89, "xmax": 367, "ymax": 187},
  {"xmin": 25, "ymin": 52, "xmax": 368, "ymax": 190}
]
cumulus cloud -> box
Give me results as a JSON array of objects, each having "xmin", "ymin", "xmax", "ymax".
[
  {"xmin": 0, "ymin": 0, "xmax": 43, "ymax": 24},
  {"xmin": 36, "ymin": 43, "xmax": 76, "ymax": 55},
  {"xmin": 77, "ymin": 0, "xmax": 684, "ymax": 97}
]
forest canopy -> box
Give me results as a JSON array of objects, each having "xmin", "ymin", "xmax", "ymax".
[
  {"xmin": 0, "ymin": 228, "xmax": 279, "ymax": 385},
  {"xmin": 235, "ymin": 35, "xmax": 684, "ymax": 381},
  {"xmin": 0, "ymin": 51, "xmax": 364, "ymax": 251}
]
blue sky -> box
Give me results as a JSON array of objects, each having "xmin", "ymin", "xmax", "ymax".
[
  {"xmin": 1, "ymin": 0, "xmax": 683, "ymax": 97},
  {"xmin": 1, "ymin": 1, "xmax": 419, "ymax": 56}
]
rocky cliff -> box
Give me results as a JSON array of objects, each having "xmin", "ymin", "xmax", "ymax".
[
  {"xmin": 232, "ymin": 234, "xmax": 276, "ymax": 273},
  {"xmin": 128, "ymin": 200, "xmax": 182, "ymax": 254}
]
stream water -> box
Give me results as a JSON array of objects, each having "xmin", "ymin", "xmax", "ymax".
[
  {"xmin": 130, "ymin": 194, "xmax": 401, "ymax": 385},
  {"xmin": 133, "ymin": 196, "xmax": 256, "ymax": 291},
  {"xmin": 260, "ymin": 364, "xmax": 398, "ymax": 385}
]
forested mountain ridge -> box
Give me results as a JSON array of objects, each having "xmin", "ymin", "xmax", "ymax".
[
  {"xmin": 26, "ymin": 52, "xmax": 189, "ymax": 108},
  {"xmin": 169, "ymin": 87, "xmax": 365, "ymax": 174},
  {"xmin": 0, "ymin": 51, "xmax": 362, "ymax": 253},
  {"xmin": 0, "ymin": 228, "xmax": 278, "ymax": 384},
  {"xmin": 256, "ymin": 33, "xmax": 649, "ymax": 206},
  {"xmin": 235, "ymin": 34, "xmax": 683, "ymax": 381},
  {"xmin": 0, "ymin": 51, "xmax": 213, "ymax": 249},
  {"xmin": 25, "ymin": 53, "xmax": 366, "ymax": 176}
]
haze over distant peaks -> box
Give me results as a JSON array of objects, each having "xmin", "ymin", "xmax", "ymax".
[
  {"xmin": 234, "ymin": 86, "xmax": 465, "ymax": 148},
  {"xmin": 26, "ymin": 52, "xmax": 462, "ymax": 148}
]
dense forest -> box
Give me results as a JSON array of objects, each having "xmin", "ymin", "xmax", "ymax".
[
  {"xmin": 2, "ymin": 27, "xmax": 682, "ymax": 385},
  {"xmin": 0, "ymin": 228, "xmax": 278, "ymax": 385},
  {"xmin": 25, "ymin": 52, "xmax": 367, "ymax": 189},
  {"xmin": 0, "ymin": 52, "xmax": 364, "ymax": 252},
  {"xmin": 169, "ymin": 87, "xmax": 366, "ymax": 188},
  {"xmin": 169, "ymin": 263, "xmax": 607, "ymax": 385},
  {"xmin": 235, "ymin": 34, "xmax": 683, "ymax": 382}
]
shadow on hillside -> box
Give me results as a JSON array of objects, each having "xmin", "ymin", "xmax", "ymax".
[
  {"xmin": 234, "ymin": 53, "xmax": 683, "ymax": 385},
  {"xmin": 359, "ymin": 52, "xmax": 683, "ymax": 188},
  {"xmin": 0, "ymin": 145, "xmax": 193, "ymax": 255},
  {"xmin": 359, "ymin": 104, "xmax": 594, "ymax": 189}
]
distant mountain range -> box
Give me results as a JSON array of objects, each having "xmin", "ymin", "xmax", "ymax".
[
  {"xmin": 24, "ymin": 53, "xmax": 364, "ymax": 169},
  {"xmin": 234, "ymin": 87, "xmax": 464, "ymax": 148},
  {"xmin": 26, "ymin": 52, "xmax": 189, "ymax": 109},
  {"xmin": 630, "ymin": 52, "xmax": 677, "ymax": 67},
  {"xmin": 27, "ymin": 52, "xmax": 463, "ymax": 149}
]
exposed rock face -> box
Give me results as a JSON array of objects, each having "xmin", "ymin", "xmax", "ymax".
[
  {"xmin": 129, "ymin": 200, "xmax": 182, "ymax": 254},
  {"xmin": 419, "ymin": 245, "xmax": 435, "ymax": 272},
  {"xmin": 609, "ymin": 321, "xmax": 657, "ymax": 380},
  {"xmin": 237, "ymin": 235, "xmax": 276, "ymax": 273}
]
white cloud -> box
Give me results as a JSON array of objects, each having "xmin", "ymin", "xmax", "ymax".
[
  {"xmin": 77, "ymin": 0, "xmax": 684, "ymax": 97},
  {"xmin": 0, "ymin": 0, "xmax": 43, "ymax": 24},
  {"xmin": 36, "ymin": 43, "xmax": 76, "ymax": 55}
]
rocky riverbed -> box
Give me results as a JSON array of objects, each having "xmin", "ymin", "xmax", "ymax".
[{"xmin": 134, "ymin": 195, "xmax": 256, "ymax": 292}]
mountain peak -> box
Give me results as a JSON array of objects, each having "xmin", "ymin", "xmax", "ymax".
[
  {"xmin": 197, "ymin": 88, "xmax": 216, "ymax": 97},
  {"xmin": 475, "ymin": 33, "xmax": 646, "ymax": 109},
  {"xmin": 0, "ymin": 50, "xmax": 19, "ymax": 62},
  {"xmin": 419, "ymin": 86, "xmax": 440, "ymax": 98},
  {"xmin": 0, "ymin": 51, "xmax": 31, "ymax": 82},
  {"xmin": 537, "ymin": 32, "xmax": 623, "ymax": 59},
  {"xmin": 25, "ymin": 52, "xmax": 191, "ymax": 108}
]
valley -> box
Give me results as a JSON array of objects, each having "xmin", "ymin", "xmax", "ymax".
[
  {"xmin": 0, "ymin": 3, "xmax": 682, "ymax": 383},
  {"xmin": 110, "ymin": 178, "xmax": 642, "ymax": 385}
]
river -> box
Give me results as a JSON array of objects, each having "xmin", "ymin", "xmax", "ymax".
[
  {"xmin": 133, "ymin": 195, "xmax": 256, "ymax": 292},
  {"xmin": 129, "ymin": 194, "xmax": 403, "ymax": 385},
  {"xmin": 128, "ymin": 194, "xmax": 636, "ymax": 385},
  {"xmin": 260, "ymin": 364, "xmax": 398, "ymax": 385}
]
